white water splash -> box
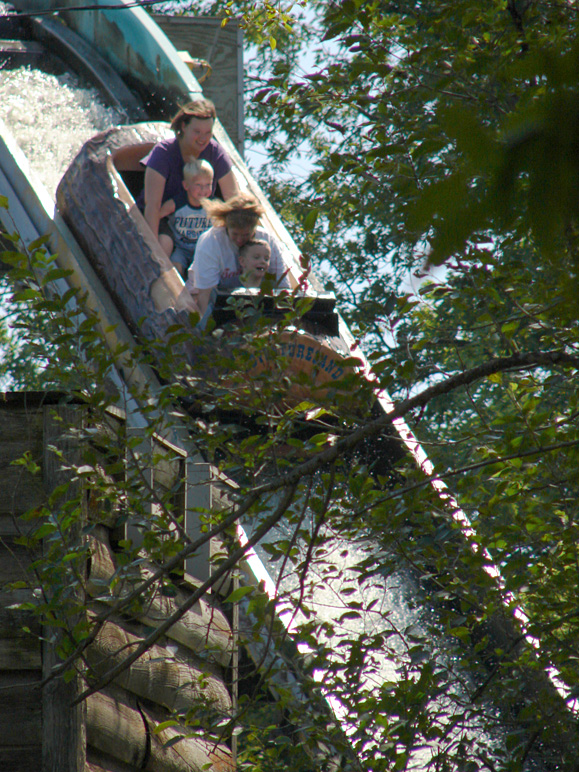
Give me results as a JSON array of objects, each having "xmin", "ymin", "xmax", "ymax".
[{"xmin": 0, "ymin": 66, "xmax": 123, "ymax": 196}]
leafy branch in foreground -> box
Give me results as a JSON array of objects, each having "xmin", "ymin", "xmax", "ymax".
[{"xmin": 3, "ymin": 212, "xmax": 579, "ymax": 770}]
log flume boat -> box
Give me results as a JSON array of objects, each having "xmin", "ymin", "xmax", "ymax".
[
  {"xmin": 56, "ymin": 121, "xmax": 378, "ymax": 422},
  {"xmin": 2, "ymin": 2, "xmax": 579, "ymax": 772}
]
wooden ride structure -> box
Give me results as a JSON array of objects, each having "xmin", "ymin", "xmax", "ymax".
[
  {"xmin": 0, "ymin": 394, "xmax": 351, "ymax": 771},
  {"xmin": 0, "ymin": 394, "xmax": 234, "ymax": 771},
  {"xmin": 2, "ymin": 1, "xmax": 579, "ymax": 770}
]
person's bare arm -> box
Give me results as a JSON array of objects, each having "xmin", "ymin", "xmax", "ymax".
[
  {"xmin": 217, "ymin": 170, "xmax": 239, "ymax": 201},
  {"xmin": 196, "ymin": 287, "xmax": 215, "ymax": 315},
  {"xmin": 143, "ymin": 167, "xmax": 167, "ymax": 238},
  {"xmin": 112, "ymin": 142, "xmax": 155, "ymax": 171},
  {"xmin": 159, "ymin": 198, "xmax": 176, "ymax": 219}
]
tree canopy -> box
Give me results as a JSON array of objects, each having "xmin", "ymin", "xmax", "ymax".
[
  {"xmin": 3, "ymin": 0, "xmax": 579, "ymax": 770},
  {"xmin": 223, "ymin": 0, "xmax": 579, "ymax": 691}
]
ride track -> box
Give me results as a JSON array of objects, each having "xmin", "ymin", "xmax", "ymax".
[{"xmin": 1, "ymin": 1, "xmax": 578, "ymax": 769}]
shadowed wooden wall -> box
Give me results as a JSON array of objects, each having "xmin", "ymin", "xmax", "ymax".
[{"xmin": 0, "ymin": 392, "xmax": 235, "ymax": 772}]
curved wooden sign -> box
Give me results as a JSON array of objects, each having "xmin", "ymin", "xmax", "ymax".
[
  {"xmin": 217, "ymin": 326, "xmax": 364, "ymax": 416},
  {"xmin": 248, "ymin": 329, "xmax": 356, "ymax": 403}
]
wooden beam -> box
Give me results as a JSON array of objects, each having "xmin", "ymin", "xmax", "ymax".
[{"xmin": 42, "ymin": 405, "xmax": 87, "ymax": 772}]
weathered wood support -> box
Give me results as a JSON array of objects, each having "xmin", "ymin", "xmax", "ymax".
[
  {"xmin": 42, "ymin": 404, "xmax": 87, "ymax": 772},
  {"xmin": 87, "ymin": 526, "xmax": 233, "ymax": 666},
  {"xmin": 0, "ymin": 395, "xmax": 45, "ymax": 771},
  {"xmin": 124, "ymin": 426, "xmax": 154, "ymax": 550},
  {"xmin": 0, "ymin": 394, "xmax": 236, "ymax": 771},
  {"xmin": 85, "ymin": 615, "xmax": 232, "ymax": 714}
]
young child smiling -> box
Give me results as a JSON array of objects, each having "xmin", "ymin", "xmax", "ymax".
[
  {"xmin": 238, "ymin": 239, "xmax": 272, "ymax": 287},
  {"xmin": 160, "ymin": 158, "xmax": 213, "ymax": 278}
]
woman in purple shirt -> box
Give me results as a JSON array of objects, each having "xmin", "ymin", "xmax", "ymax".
[{"xmin": 142, "ymin": 98, "xmax": 239, "ymax": 258}]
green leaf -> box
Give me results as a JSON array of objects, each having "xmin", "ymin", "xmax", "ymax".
[
  {"xmin": 154, "ymin": 720, "xmax": 180, "ymax": 733},
  {"xmin": 162, "ymin": 734, "xmax": 186, "ymax": 749},
  {"xmin": 13, "ymin": 288, "xmax": 42, "ymax": 302},
  {"xmin": 309, "ymin": 432, "xmax": 331, "ymax": 446},
  {"xmin": 223, "ymin": 585, "xmax": 254, "ymax": 604},
  {"xmin": 41, "ymin": 267, "xmax": 74, "ymax": 286},
  {"xmin": 304, "ymin": 209, "xmax": 319, "ymax": 231}
]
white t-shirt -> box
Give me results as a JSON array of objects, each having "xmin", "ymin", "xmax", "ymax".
[
  {"xmin": 187, "ymin": 226, "xmax": 290, "ymax": 292},
  {"xmin": 167, "ymin": 195, "xmax": 211, "ymax": 256}
]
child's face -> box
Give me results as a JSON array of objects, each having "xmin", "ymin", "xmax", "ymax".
[
  {"xmin": 182, "ymin": 172, "xmax": 213, "ymax": 206},
  {"xmin": 239, "ymin": 244, "xmax": 271, "ymax": 285}
]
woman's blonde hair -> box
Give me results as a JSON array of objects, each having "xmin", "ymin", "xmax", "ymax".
[{"xmin": 203, "ymin": 192, "xmax": 265, "ymax": 230}]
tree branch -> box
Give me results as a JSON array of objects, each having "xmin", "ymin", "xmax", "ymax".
[
  {"xmin": 72, "ymin": 484, "xmax": 297, "ymax": 705},
  {"xmin": 251, "ymin": 348, "xmax": 579, "ymax": 497}
]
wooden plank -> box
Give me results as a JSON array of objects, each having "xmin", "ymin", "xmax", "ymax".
[
  {"xmin": 0, "ymin": 590, "xmax": 42, "ymax": 672},
  {"xmin": 141, "ymin": 701, "xmax": 234, "ymax": 772},
  {"xmin": 152, "ymin": 15, "xmax": 244, "ymax": 154},
  {"xmin": 87, "ymin": 749, "xmax": 139, "ymax": 772},
  {"xmin": 42, "ymin": 405, "xmax": 87, "ymax": 772},
  {"xmin": 0, "ymin": 511, "xmax": 39, "ymax": 537},
  {"xmin": 86, "ymin": 687, "xmax": 234, "ymax": 772},
  {"xmin": 86, "ymin": 617, "xmax": 231, "ymax": 715},
  {"xmin": 0, "ymin": 542, "xmax": 36, "ymax": 586},
  {"xmin": 0, "ymin": 405, "xmax": 45, "ymax": 517},
  {"xmin": 0, "ymin": 635, "xmax": 41, "ymax": 670},
  {"xmin": 184, "ymin": 460, "xmax": 212, "ymax": 581},
  {"xmin": 151, "ymin": 437, "xmax": 186, "ymax": 491},
  {"xmin": 0, "ymin": 405, "xmax": 44, "ymax": 446},
  {"xmin": 0, "ymin": 469, "xmax": 45, "ymax": 517},
  {"xmin": 0, "ymin": 588, "xmax": 41, "ymax": 670},
  {"xmin": 86, "ymin": 690, "xmax": 147, "ymax": 768},
  {"xmin": 0, "ymin": 672, "xmax": 42, "ymax": 746},
  {"xmin": 0, "ymin": 746, "xmax": 43, "ymax": 772}
]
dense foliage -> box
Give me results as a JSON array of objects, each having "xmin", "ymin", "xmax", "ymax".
[
  {"xmin": 3, "ymin": 1, "xmax": 579, "ymax": 770},
  {"xmin": 204, "ymin": 0, "xmax": 579, "ymax": 767}
]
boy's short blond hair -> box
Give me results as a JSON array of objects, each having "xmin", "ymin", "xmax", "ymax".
[{"xmin": 183, "ymin": 158, "xmax": 214, "ymax": 180}]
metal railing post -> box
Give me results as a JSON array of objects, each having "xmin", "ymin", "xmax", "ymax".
[{"xmin": 184, "ymin": 460, "xmax": 212, "ymax": 581}]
